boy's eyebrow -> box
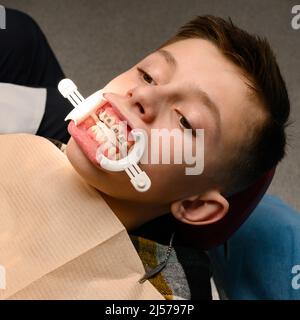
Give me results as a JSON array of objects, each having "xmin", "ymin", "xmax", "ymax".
[{"xmin": 156, "ymin": 49, "xmax": 177, "ymax": 69}]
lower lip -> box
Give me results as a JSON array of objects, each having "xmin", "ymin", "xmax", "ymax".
[{"xmin": 68, "ymin": 120, "xmax": 101, "ymax": 166}]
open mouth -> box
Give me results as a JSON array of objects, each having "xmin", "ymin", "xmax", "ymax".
[{"xmin": 68, "ymin": 102, "xmax": 135, "ymax": 166}]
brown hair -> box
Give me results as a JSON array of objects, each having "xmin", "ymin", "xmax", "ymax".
[{"xmin": 159, "ymin": 15, "xmax": 290, "ymax": 195}]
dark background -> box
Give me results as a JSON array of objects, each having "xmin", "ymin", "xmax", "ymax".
[{"xmin": 2, "ymin": 0, "xmax": 299, "ymax": 211}]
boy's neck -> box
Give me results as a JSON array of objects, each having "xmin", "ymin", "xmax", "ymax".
[{"xmin": 98, "ymin": 191, "xmax": 169, "ymax": 231}]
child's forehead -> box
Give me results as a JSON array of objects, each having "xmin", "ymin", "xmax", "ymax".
[{"xmin": 143, "ymin": 40, "xmax": 238, "ymax": 76}]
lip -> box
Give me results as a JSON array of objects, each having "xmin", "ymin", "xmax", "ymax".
[{"xmin": 68, "ymin": 120, "xmax": 101, "ymax": 167}]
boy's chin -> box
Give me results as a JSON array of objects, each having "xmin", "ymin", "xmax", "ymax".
[{"xmin": 66, "ymin": 138, "xmax": 136, "ymax": 199}]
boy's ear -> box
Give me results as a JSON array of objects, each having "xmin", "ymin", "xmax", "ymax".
[{"xmin": 170, "ymin": 190, "xmax": 229, "ymax": 226}]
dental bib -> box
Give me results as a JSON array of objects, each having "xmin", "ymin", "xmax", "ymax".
[
  {"xmin": 58, "ymin": 79, "xmax": 151, "ymax": 192},
  {"xmin": 0, "ymin": 134, "xmax": 162, "ymax": 300}
]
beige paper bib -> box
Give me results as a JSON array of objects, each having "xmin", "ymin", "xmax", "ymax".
[{"xmin": 0, "ymin": 134, "xmax": 163, "ymax": 300}]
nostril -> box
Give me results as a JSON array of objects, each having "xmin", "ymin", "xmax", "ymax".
[{"xmin": 137, "ymin": 103, "xmax": 145, "ymax": 114}]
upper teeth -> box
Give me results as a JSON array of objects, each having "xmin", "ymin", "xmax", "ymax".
[
  {"xmin": 91, "ymin": 110, "xmax": 130, "ymax": 148},
  {"xmin": 98, "ymin": 110, "xmax": 107, "ymax": 121},
  {"xmin": 98, "ymin": 110, "xmax": 115, "ymax": 126}
]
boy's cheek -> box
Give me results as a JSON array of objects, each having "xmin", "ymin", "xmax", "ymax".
[
  {"xmin": 102, "ymin": 73, "xmax": 133, "ymax": 96},
  {"xmin": 142, "ymin": 163, "xmax": 190, "ymax": 197}
]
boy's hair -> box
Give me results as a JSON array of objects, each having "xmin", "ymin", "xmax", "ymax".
[{"xmin": 158, "ymin": 15, "xmax": 290, "ymax": 196}]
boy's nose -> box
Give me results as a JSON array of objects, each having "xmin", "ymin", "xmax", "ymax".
[{"xmin": 126, "ymin": 86, "xmax": 165, "ymax": 123}]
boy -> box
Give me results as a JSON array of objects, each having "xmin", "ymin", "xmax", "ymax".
[
  {"xmin": 64, "ymin": 16, "xmax": 290, "ymax": 231},
  {"xmin": 0, "ymin": 8, "xmax": 290, "ymax": 299}
]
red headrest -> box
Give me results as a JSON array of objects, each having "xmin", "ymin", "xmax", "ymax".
[
  {"xmin": 131, "ymin": 168, "xmax": 275, "ymax": 250},
  {"xmin": 175, "ymin": 167, "xmax": 276, "ymax": 249}
]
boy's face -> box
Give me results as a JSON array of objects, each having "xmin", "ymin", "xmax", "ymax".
[{"xmin": 66, "ymin": 38, "xmax": 263, "ymax": 205}]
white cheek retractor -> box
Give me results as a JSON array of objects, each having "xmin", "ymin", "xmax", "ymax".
[{"xmin": 58, "ymin": 79, "xmax": 151, "ymax": 192}]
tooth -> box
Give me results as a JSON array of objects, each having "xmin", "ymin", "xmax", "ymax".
[
  {"xmin": 119, "ymin": 142, "xmax": 129, "ymax": 156},
  {"xmin": 92, "ymin": 125, "xmax": 97, "ymax": 132},
  {"xmin": 99, "ymin": 110, "xmax": 108, "ymax": 121},
  {"xmin": 95, "ymin": 129, "xmax": 103, "ymax": 139},
  {"xmin": 90, "ymin": 125, "xmax": 98, "ymax": 133},
  {"xmin": 91, "ymin": 113, "xmax": 99, "ymax": 123},
  {"xmin": 111, "ymin": 124, "xmax": 120, "ymax": 135},
  {"xmin": 98, "ymin": 109, "xmax": 116, "ymax": 124},
  {"xmin": 109, "ymin": 151, "xmax": 121, "ymax": 161},
  {"xmin": 107, "ymin": 146, "xmax": 117, "ymax": 158},
  {"xmin": 104, "ymin": 115, "xmax": 116, "ymax": 128},
  {"xmin": 117, "ymin": 134, "xmax": 127, "ymax": 144},
  {"xmin": 95, "ymin": 129, "xmax": 107, "ymax": 143},
  {"xmin": 88, "ymin": 125, "xmax": 100, "ymax": 139}
]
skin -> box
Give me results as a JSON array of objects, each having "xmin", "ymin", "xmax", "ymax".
[{"xmin": 66, "ymin": 38, "xmax": 265, "ymax": 231}]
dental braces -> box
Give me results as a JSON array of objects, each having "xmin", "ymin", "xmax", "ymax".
[{"xmin": 58, "ymin": 79, "xmax": 151, "ymax": 192}]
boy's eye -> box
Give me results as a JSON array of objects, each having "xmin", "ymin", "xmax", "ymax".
[
  {"xmin": 179, "ymin": 115, "xmax": 192, "ymax": 130},
  {"xmin": 137, "ymin": 68, "xmax": 155, "ymax": 85},
  {"xmin": 177, "ymin": 112, "xmax": 196, "ymax": 136}
]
